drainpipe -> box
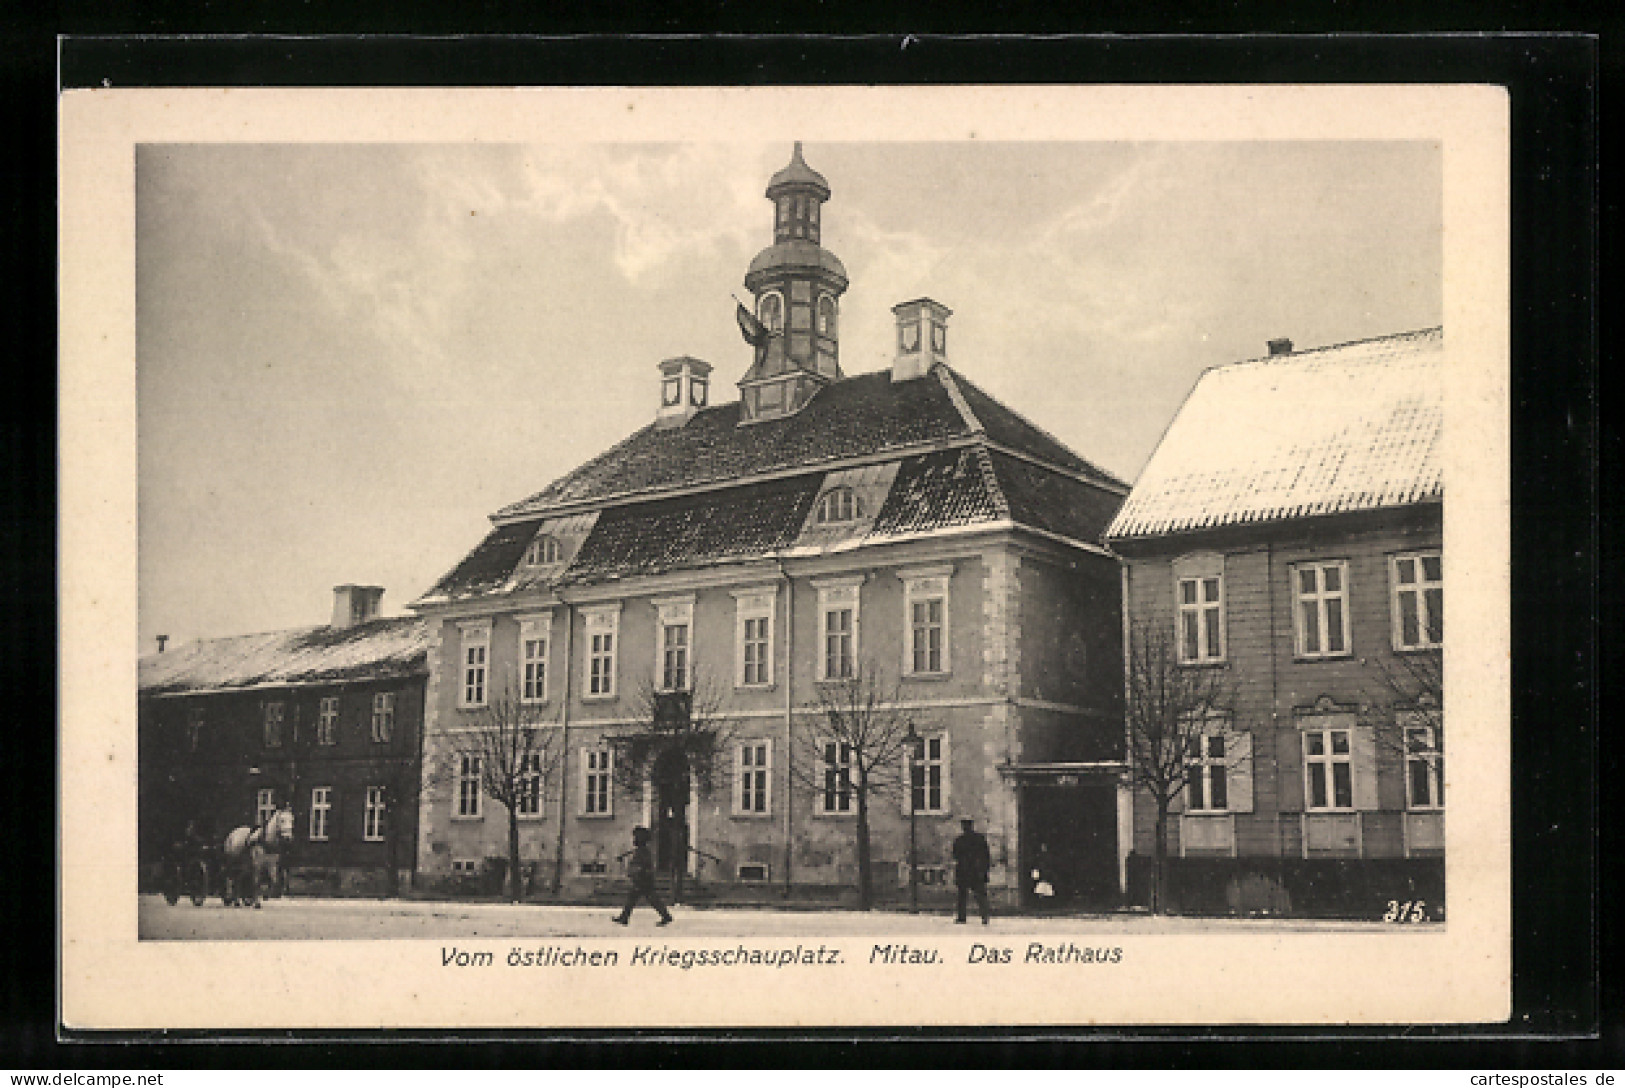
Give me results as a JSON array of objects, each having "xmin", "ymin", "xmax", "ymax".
[
  {"xmin": 779, "ymin": 561, "xmax": 795, "ymax": 897},
  {"xmin": 553, "ymin": 602, "xmax": 575, "ymax": 894}
]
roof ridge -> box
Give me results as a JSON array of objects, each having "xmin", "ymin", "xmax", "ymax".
[
  {"xmin": 1215, "ymin": 326, "xmax": 1443, "ymax": 372},
  {"xmin": 972, "ymin": 445, "xmax": 1013, "ymax": 520},
  {"xmin": 935, "ymin": 365, "xmax": 985, "ymax": 435},
  {"xmin": 944, "ymin": 364, "xmax": 1130, "ymax": 491}
]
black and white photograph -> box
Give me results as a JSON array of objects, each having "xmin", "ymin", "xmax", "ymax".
[{"xmin": 59, "ymin": 84, "xmax": 1511, "ymax": 1029}]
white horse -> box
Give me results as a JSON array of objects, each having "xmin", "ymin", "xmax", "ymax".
[{"xmin": 221, "ymin": 806, "xmax": 294, "ymax": 908}]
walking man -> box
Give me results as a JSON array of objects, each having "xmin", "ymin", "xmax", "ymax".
[
  {"xmin": 952, "ymin": 816, "xmax": 992, "ymax": 925},
  {"xmin": 611, "ymin": 826, "xmax": 673, "ymax": 927}
]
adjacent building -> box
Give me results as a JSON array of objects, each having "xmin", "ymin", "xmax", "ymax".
[
  {"xmin": 410, "ymin": 145, "xmax": 1129, "ymax": 907},
  {"xmin": 1105, "ymin": 329, "xmax": 1445, "ymax": 916},
  {"xmin": 138, "ymin": 586, "xmax": 430, "ymax": 895}
]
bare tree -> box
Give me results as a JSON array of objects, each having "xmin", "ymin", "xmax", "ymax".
[
  {"xmin": 790, "ymin": 663, "xmax": 917, "ymax": 910},
  {"xmin": 448, "ymin": 679, "xmax": 562, "ymax": 901},
  {"xmin": 1124, "ymin": 619, "xmax": 1233, "ymax": 914},
  {"xmin": 1360, "ymin": 649, "xmax": 1444, "ymax": 799},
  {"xmin": 607, "ymin": 673, "xmax": 736, "ymax": 900}
]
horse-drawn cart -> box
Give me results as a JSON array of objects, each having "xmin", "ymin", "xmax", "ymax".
[{"xmin": 160, "ymin": 837, "xmax": 219, "ymax": 907}]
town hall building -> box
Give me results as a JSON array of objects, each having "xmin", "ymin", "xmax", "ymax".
[{"xmin": 410, "ymin": 145, "xmax": 1130, "ymax": 908}]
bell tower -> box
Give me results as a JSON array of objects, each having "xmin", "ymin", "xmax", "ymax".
[{"xmin": 739, "ymin": 143, "xmax": 849, "ymax": 423}]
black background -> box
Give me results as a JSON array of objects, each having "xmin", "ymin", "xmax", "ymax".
[{"xmin": 4, "ymin": 24, "xmax": 1607, "ymax": 1068}]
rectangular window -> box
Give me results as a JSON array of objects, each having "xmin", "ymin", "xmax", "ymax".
[
  {"xmin": 456, "ymin": 754, "xmax": 482, "ymax": 818},
  {"xmin": 1392, "ymin": 552, "xmax": 1444, "ymax": 650},
  {"xmin": 518, "ymin": 612, "xmax": 551, "ymax": 703},
  {"xmin": 363, "ymin": 786, "xmax": 386, "ymax": 841},
  {"xmin": 1294, "ymin": 561, "xmax": 1351, "ymax": 658},
  {"xmin": 733, "ymin": 589, "xmax": 775, "ymax": 688},
  {"xmin": 518, "ymin": 751, "xmax": 544, "ymax": 816},
  {"xmin": 662, "ymin": 623, "xmax": 689, "ymax": 691},
  {"xmin": 902, "ymin": 568, "xmax": 952, "ymax": 677},
  {"xmin": 255, "ymin": 788, "xmax": 277, "ymax": 827},
  {"xmin": 735, "ymin": 740, "xmax": 772, "ymax": 815},
  {"xmin": 820, "ymin": 741, "xmax": 853, "ymax": 814},
  {"xmin": 262, "ymin": 701, "xmax": 284, "ymax": 748},
  {"xmin": 583, "ymin": 607, "xmax": 620, "ymax": 698},
  {"xmin": 309, "ymin": 786, "xmax": 332, "ymax": 841},
  {"xmin": 1178, "ymin": 576, "xmax": 1225, "ymax": 663},
  {"xmin": 582, "ymin": 748, "xmax": 613, "ymax": 816},
  {"xmin": 1405, "ymin": 725, "xmax": 1444, "ymax": 810},
  {"xmin": 1187, "ymin": 733, "xmax": 1230, "ymax": 812},
  {"xmin": 815, "ymin": 579, "xmax": 861, "ymax": 682},
  {"xmin": 370, "ymin": 692, "xmax": 395, "ymax": 743},
  {"xmin": 459, "ymin": 622, "xmax": 490, "ymax": 708},
  {"xmin": 909, "ymin": 733, "xmax": 948, "ymax": 814},
  {"xmin": 317, "ymin": 696, "xmax": 339, "ymax": 745},
  {"xmin": 1303, "ymin": 729, "xmax": 1354, "ymax": 811}
]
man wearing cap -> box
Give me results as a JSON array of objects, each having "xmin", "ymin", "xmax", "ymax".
[{"xmin": 952, "ymin": 816, "xmax": 992, "ymax": 925}]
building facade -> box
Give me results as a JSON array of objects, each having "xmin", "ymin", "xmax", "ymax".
[
  {"xmin": 1105, "ymin": 330, "xmax": 1445, "ymax": 917},
  {"xmin": 411, "ymin": 146, "xmax": 1129, "ymax": 907},
  {"xmin": 138, "ymin": 586, "xmax": 430, "ymax": 895}
]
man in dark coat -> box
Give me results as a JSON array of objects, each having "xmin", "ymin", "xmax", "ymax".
[
  {"xmin": 952, "ymin": 817, "xmax": 992, "ymax": 924},
  {"xmin": 612, "ymin": 826, "xmax": 673, "ymax": 926}
]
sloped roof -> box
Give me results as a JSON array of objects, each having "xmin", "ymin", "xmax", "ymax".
[
  {"xmin": 1107, "ymin": 328, "xmax": 1443, "ymax": 542},
  {"xmin": 139, "ymin": 616, "xmax": 429, "ymax": 696},
  {"xmin": 495, "ymin": 365, "xmax": 1124, "ymax": 520}
]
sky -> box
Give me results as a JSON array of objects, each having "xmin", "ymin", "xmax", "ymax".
[{"xmin": 136, "ymin": 140, "xmax": 1441, "ymax": 649}]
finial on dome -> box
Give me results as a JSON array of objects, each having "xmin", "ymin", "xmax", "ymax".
[{"xmin": 767, "ymin": 142, "xmax": 830, "ymax": 200}]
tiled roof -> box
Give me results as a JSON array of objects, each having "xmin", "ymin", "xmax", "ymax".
[
  {"xmin": 1106, "ymin": 328, "xmax": 1443, "ymax": 541},
  {"xmin": 494, "ymin": 365, "xmax": 1123, "ymax": 520},
  {"xmin": 870, "ymin": 448, "xmax": 1004, "ymax": 536},
  {"xmin": 139, "ymin": 616, "xmax": 429, "ymax": 696},
  {"xmin": 988, "ymin": 450, "xmax": 1125, "ymax": 547}
]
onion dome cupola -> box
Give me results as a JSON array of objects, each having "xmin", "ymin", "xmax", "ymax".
[{"xmin": 739, "ymin": 143, "xmax": 849, "ymax": 423}]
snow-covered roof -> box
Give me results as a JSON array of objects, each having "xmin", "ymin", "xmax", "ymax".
[
  {"xmin": 139, "ymin": 616, "xmax": 429, "ymax": 696},
  {"xmin": 1107, "ymin": 328, "xmax": 1443, "ymax": 542}
]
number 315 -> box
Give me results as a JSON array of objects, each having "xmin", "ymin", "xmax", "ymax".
[{"xmin": 1383, "ymin": 899, "xmax": 1428, "ymax": 923}]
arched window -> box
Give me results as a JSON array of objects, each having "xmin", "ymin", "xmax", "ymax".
[
  {"xmin": 815, "ymin": 487, "xmax": 861, "ymax": 525},
  {"xmin": 524, "ymin": 535, "xmax": 562, "ymax": 566},
  {"xmin": 758, "ymin": 292, "xmax": 784, "ymax": 333},
  {"xmin": 817, "ymin": 294, "xmax": 837, "ymax": 337}
]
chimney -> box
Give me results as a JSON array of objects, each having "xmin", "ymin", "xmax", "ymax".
[
  {"xmin": 1268, "ymin": 337, "xmax": 1294, "ymax": 356},
  {"xmin": 891, "ymin": 298, "xmax": 952, "ymax": 382},
  {"xmin": 156, "ymin": 634, "xmax": 168, "ymax": 654},
  {"xmin": 655, "ymin": 356, "xmax": 713, "ymax": 429},
  {"xmin": 331, "ymin": 585, "xmax": 385, "ymax": 629}
]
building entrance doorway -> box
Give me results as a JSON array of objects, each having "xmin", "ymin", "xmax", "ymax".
[
  {"xmin": 1018, "ymin": 775, "xmax": 1119, "ymax": 909},
  {"xmin": 652, "ymin": 748, "xmax": 690, "ymax": 878}
]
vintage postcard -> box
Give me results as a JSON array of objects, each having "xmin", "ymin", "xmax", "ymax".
[{"xmin": 60, "ymin": 84, "xmax": 1510, "ymax": 1029}]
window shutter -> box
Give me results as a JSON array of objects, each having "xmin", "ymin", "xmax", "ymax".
[
  {"xmin": 1227, "ymin": 731, "xmax": 1254, "ymax": 813},
  {"xmin": 1352, "ymin": 725, "xmax": 1379, "ymax": 811}
]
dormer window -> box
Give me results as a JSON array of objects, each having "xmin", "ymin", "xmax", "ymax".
[
  {"xmin": 815, "ymin": 486, "xmax": 861, "ymax": 524},
  {"xmin": 524, "ymin": 535, "xmax": 562, "ymax": 566},
  {"xmin": 690, "ymin": 376, "xmax": 709, "ymax": 407}
]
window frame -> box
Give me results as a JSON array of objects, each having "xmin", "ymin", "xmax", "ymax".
[
  {"xmin": 316, "ymin": 695, "xmax": 340, "ymax": 746},
  {"xmin": 901, "ymin": 565, "xmax": 953, "ymax": 678},
  {"xmin": 1404, "ymin": 721, "xmax": 1444, "ymax": 811},
  {"xmin": 1390, "ymin": 551, "xmax": 1444, "ymax": 651},
  {"xmin": 524, "ymin": 534, "xmax": 562, "ymax": 567},
  {"xmin": 1302, "ymin": 727, "xmax": 1355, "ymax": 812},
  {"xmin": 906, "ymin": 731, "xmax": 950, "ymax": 815},
  {"xmin": 517, "ymin": 750, "xmax": 545, "ymax": 818},
  {"xmin": 457, "ymin": 621, "xmax": 491, "ymax": 708},
  {"xmin": 1293, "ymin": 560, "xmax": 1353, "ymax": 659},
  {"xmin": 262, "ymin": 700, "xmax": 285, "ymax": 748},
  {"xmin": 454, "ymin": 753, "xmax": 482, "ymax": 819},
  {"xmin": 653, "ymin": 596, "xmax": 695, "ymax": 693},
  {"xmin": 308, "ymin": 786, "xmax": 332, "ymax": 842},
  {"xmin": 370, "ymin": 691, "xmax": 395, "ymax": 743},
  {"xmin": 818, "ymin": 739, "xmax": 854, "ymax": 816},
  {"xmin": 363, "ymin": 786, "xmax": 387, "ymax": 842},
  {"xmin": 731, "ymin": 587, "xmax": 776, "ymax": 689},
  {"xmin": 1186, "ymin": 732, "xmax": 1230, "ymax": 812},
  {"xmin": 815, "ymin": 577, "xmax": 863, "ymax": 683},
  {"xmin": 1173, "ymin": 552, "xmax": 1227, "ymax": 665},
  {"xmin": 757, "ymin": 290, "xmax": 785, "ymax": 333},
  {"xmin": 580, "ymin": 747, "xmax": 614, "ymax": 817},
  {"xmin": 255, "ymin": 788, "xmax": 278, "ymax": 828},
  {"xmin": 733, "ymin": 739, "xmax": 773, "ymax": 817},
  {"xmin": 517, "ymin": 611, "xmax": 552, "ymax": 705},
  {"xmin": 814, "ymin": 486, "xmax": 862, "ymax": 525},
  {"xmin": 582, "ymin": 605, "xmax": 620, "ymax": 700},
  {"xmin": 817, "ymin": 293, "xmax": 837, "ymax": 337}
]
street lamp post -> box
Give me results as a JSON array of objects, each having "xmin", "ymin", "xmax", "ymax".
[{"xmin": 905, "ymin": 721, "xmax": 924, "ymax": 914}]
